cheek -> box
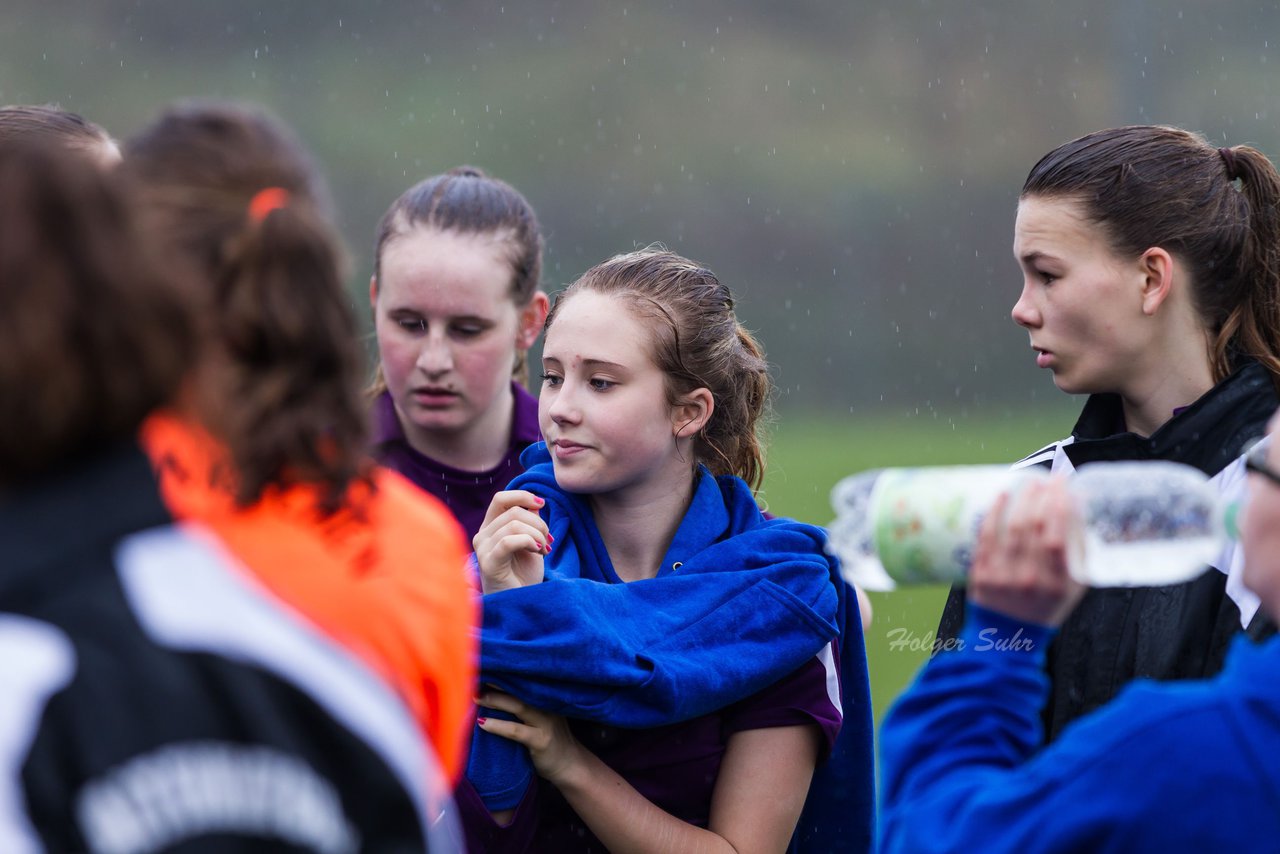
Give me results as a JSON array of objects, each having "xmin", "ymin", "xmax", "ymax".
[
  {"xmin": 454, "ymin": 338, "xmax": 517, "ymax": 389},
  {"xmin": 376, "ymin": 333, "xmax": 418, "ymax": 386}
]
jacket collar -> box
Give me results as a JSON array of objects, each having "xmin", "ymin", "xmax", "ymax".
[{"xmin": 1066, "ymin": 361, "xmax": 1278, "ymax": 475}]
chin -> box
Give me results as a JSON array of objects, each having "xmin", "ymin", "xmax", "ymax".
[
  {"xmin": 1049, "ymin": 371, "xmax": 1099, "ymax": 397},
  {"xmin": 549, "ymin": 464, "xmax": 598, "ymax": 496},
  {"xmin": 407, "ymin": 408, "xmax": 471, "ymax": 433}
]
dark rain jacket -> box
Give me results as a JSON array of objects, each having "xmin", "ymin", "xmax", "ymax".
[
  {"xmin": 935, "ymin": 360, "xmax": 1278, "ymax": 742},
  {"xmin": 0, "ymin": 444, "xmax": 458, "ymax": 852}
]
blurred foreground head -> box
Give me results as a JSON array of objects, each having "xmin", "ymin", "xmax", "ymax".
[
  {"xmin": 0, "ymin": 145, "xmax": 194, "ymax": 486},
  {"xmin": 121, "ymin": 101, "xmax": 368, "ymax": 511},
  {"xmin": 0, "ymin": 104, "xmax": 120, "ymax": 167}
]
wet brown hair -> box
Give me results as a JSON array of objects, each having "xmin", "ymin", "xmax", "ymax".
[
  {"xmin": 121, "ymin": 101, "xmax": 368, "ymax": 512},
  {"xmin": 546, "ymin": 248, "xmax": 771, "ymax": 491},
  {"xmin": 0, "ymin": 145, "xmax": 194, "ymax": 485},
  {"xmin": 1023, "ymin": 125, "xmax": 1280, "ymax": 391},
  {"xmin": 0, "ymin": 104, "xmax": 116, "ymax": 159},
  {"xmin": 370, "ymin": 165, "xmax": 543, "ymax": 387}
]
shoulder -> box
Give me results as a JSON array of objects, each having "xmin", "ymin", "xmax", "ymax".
[
  {"xmin": 1029, "ymin": 677, "xmax": 1241, "ymax": 786},
  {"xmin": 370, "ymin": 466, "xmax": 471, "ymax": 547},
  {"xmin": 1012, "ymin": 437, "xmax": 1069, "ymax": 470},
  {"xmin": 0, "ymin": 616, "xmax": 75, "ymax": 854}
]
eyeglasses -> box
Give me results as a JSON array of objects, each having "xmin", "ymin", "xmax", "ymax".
[{"xmin": 1245, "ymin": 439, "xmax": 1280, "ymax": 489}]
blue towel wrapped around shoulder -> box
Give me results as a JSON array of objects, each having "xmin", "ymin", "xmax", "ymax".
[{"xmin": 467, "ymin": 442, "xmax": 843, "ymax": 811}]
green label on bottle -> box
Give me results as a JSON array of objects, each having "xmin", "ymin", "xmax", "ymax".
[{"xmin": 871, "ymin": 466, "xmax": 1021, "ymax": 585}]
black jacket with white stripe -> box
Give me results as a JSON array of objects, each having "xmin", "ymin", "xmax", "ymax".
[
  {"xmin": 0, "ymin": 443, "xmax": 455, "ymax": 852},
  {"xmin": 936, "ymin": 360, "xmax": 1278, "ymax": 743}
]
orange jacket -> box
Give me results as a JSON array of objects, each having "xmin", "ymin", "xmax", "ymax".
[{"xmin": 140, "ymin": 412, "xmax": 476, "ymax": 782}]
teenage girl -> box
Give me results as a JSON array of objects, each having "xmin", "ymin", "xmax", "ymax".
[
  {"xmin": 369, "ymin": 166, "xmax": 549, "ymax": 543},
  {"xmin": 937, "ymin": 125, "xmax": 1280, "ymax": 740},
  {"xmin": 466, "ymin": 249, "xmax": 873, "ymax": 852},
  {"xmin": 121, "ymin": 101, "xmax": 476, "ymax": 785}
]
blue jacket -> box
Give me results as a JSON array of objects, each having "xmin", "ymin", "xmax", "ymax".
[
  {"xmin": 470, "ymin": 443, "xmax": 873, "ymax": 850},
  {"xmin": 880, "ymin": 603, "xmax": 1280, "ymax": 853}
]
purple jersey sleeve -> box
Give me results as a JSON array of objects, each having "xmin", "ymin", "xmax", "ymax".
[{"xmin": 722, "ymin": 642, "xmax": 843, "ymax": 757}]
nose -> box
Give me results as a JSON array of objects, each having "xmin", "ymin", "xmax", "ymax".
[
  {"xmin": 545, "ymin": 381, "xmax": 581, "ymax": 426},
  {"xmin": 1011, "ymin": 281, "xmax": 1041, "ymax": 329},
  {"xmin": 415, "ymin": 331, "xmax": 453, "ymax": 376}
]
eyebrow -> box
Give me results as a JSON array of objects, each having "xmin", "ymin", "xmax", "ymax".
[
  {"xmin": 387, "ymin": 308, "xmax": 495, "ymax": 324},
  {"xmin": 1018, "ymin": 250, "xmax": 1059, "ymax": 266},
  {"xmin": 542, "ymin": 355, "xmax": 629, "ymax": 371}
]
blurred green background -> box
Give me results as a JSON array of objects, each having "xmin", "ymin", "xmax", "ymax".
[{"xmin": 3, "ymin": 0, "xmax": 1273, "ymax": 731}]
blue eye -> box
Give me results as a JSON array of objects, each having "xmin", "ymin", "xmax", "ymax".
[
  {"xmin": 540, "ymin": 373, "xmax": 563, "ymax": 387},
  {"xmin": 589, "ymin": 378, "xmax": 616, "ymax": 391}
]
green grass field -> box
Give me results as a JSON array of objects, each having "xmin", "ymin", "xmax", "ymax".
[{"xmin": 759, "ymin": 404, "xmax": 1079, "ymax": 727}]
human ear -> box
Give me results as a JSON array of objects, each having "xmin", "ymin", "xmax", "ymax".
[
  {"xmin": 672, "ymin": 388, "xmax": 714, "ymax": 439},
  {"xmin": 516, "ymin": 291, "xmax": 550, "ymax": 349},
  {"xmin": 369, "ymin": 276, "xmax": 379, "ymax": 313},
  {"xmin": 1138, "ymin": 248, "xmax": 1175, "ymax": 316}
]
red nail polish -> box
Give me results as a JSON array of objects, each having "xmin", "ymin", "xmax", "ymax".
[
  {"xmin": 535, "ymin": 497, "xmax": 545, "ymax": 506},
  {"xmin": 477, "ymin": 717, "xmax": 487, "ymax": 726}
]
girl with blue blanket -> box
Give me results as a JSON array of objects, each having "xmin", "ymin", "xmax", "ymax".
[{"xmin": 460, "ymin": 249, "xmax": 873, "ymax": 852}]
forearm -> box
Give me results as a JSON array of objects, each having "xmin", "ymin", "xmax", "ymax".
[{"xmin": 552, "ymin": 747, "xmax": 737, "ymax": 854}]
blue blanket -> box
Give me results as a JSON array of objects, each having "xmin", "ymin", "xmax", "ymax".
[{"xmin": 468, "ymin": 442, "xmax": 848, "ymax": 815}]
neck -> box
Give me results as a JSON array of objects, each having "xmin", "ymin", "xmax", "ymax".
[
  {"xmin": 400, "ymin": 384, "xmax": 515, "ymax": 472},
  {"xmin": 1119, "ymin": 350, "xmax": 1216, "ymax": 438},
  {"xmin": 590, "ymin": 467, "xmax": 697, "ymax": 583}
]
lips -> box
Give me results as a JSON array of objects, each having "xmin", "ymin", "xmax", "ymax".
[
  {"xmin": 550, "ymin": 438, "xmax": 590, "ymax": 459},
  {"xmin": 1033, "ymin": 347, "xmax": 1054, "ymax": 369},
  {"xmin": 411, "ymin": 387, "xmax": 459, "ymax": 407}
]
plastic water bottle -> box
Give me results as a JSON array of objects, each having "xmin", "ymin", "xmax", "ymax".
[{"xmin": 827, "ymin": 461, "xmax": 1232, "ymax": 591}]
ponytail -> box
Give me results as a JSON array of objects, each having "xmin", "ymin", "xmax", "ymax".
[
  {"xmin": 1210, "ymin": 145, "xmax": 1280, "ymax": 391},
  {"xmin": 210, "ymin": 199, "xmax": 368, "ymax": 512},
  {"xmin": 697, "ymin": 324, "xmax": 769, "ymax": 492}
]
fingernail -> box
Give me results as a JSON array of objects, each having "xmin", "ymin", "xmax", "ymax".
[
  {"xmin": 548, "ymin": 534, "xmax": 555, "ymax": 544},
  {"xmin": 535, "ymin": 497, "xmax": 545, "ymax": 506},
  {"xmin": 477, "ymin": 717, "xmax": 487, "ymax": 726}
]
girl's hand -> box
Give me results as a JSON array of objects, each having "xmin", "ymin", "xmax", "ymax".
[
  {"xmin": 474, "ymin": 490, "xmax": 552, "ymax": 594},
  {"xmin": 476, "ymin": 690, "xmax": 584, "ymax": 786},
  {"xmin": 968, "ymin": 477, "xmax": 1086, "ymax": 628}
]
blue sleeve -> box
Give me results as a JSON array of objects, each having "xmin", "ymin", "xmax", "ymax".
[
  {"xmin": 879, "ymin": 603, "xmax": 1059, "ymax": 853},
  {"xmin": 877, "ymin": 603, "xmax": 1221, "ymax": 853}
]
